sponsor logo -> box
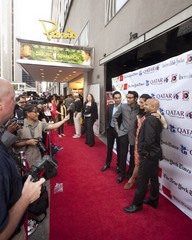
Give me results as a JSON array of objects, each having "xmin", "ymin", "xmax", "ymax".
[
  {"xmin": 161, "ymin": 140, "xmax": 192, "ymax": 156},
  {"xmin": 186, "ymin": 111, "xmax": 192, "ymax": 119},
  {"xmin": 162, "ymin": 57, "xmax": 185, "ymax": 68},
  {"xmin": 186, "ymin": 54, "xmax": 192, "ymax": 64},
  {"xmin": 165, "ymin": 109, "xmax": 185, "ymax": 119},
  {"xmin": 171, "ymin": 74, "xmax": 177, "ymax": 83},
  {"xmin": 159, "ymin": 108, "xmax": 165, "ymax": 115},
  {"xmin": 178, "ymin": 73, "xmax": 192, "ymax": 81},
  {"xmin": 169, "ymin": 124, "xmax": 192, "ymax": 138},
  {"xmin": 182, "ymin": 91, "xmax": 189, "ymax": 100},
  {"xmin": 156, "ymin": 93, "xmax": 173, "ymax": 101},
  {"xmin": 163, "ymin": 156, "xmax": 191, "ymax": 174},
  {"xmin": 119, "ymin": 75, "xmax": 124, "ymax": 81},
  {"xmin": 124, "ymin": 83, "xmax": 128, "ymax": 90},
  {"xmin": 128, "ymin": 82, "xmax": 145, "ymax": 88},
  {"xmin": 124, "ymin": 72, "xmax": 138, "ymax": 79},
  {"xmin": 146, "ymin": 76, "xmax": 169, "ymax": 86},
  {"xmin": 142, "ymin": 65, "xmax": 160, "ymax": 74}
]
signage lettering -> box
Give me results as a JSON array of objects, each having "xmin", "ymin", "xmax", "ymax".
[{"xmin": 40, "ymin": 20, "xmax": 76, "ymax": 41}]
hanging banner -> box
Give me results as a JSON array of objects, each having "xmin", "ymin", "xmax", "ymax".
[
  {"xmin": 20, "ymin": 43, "xmax": 92, "ymax": 66},
  {"xmin": 112, "ymin": 50, "xmax": 192, "ymax": 219}
]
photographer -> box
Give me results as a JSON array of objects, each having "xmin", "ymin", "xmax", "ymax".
[
  {"xmin": 16, "ymin": 104, "xmax": 69, "ymax": 166},
  {"xmin": 0, "ymin": 78, "xmax": 45, "ymax": 240}
]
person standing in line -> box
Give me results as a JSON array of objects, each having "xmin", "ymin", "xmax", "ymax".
[
  {"xmin": 124, "ymin": 98, "xmax": 163, "ymax": 213},
  {"xmin": 73, "ymin": 93, "xmax": 83, "ymax": 138},
  {"xmin": 124, "ymin": 94, "xmax": 167, "ymax": 190},
  {"xmin": 14, "ymin": 94, "xmax": 27, "ymax": 125},
  {"xmin": 51, "ymin": 94, "xmax": 59, "ymax": 123},
  {"xmin": 0, "ymin": 77, "xmax": 45, "ymax": 240},
  {"xmin": 56, "ymin": 99, "xmax": 67, "ymax": 137},
  {"xmin": 101, "ymin": 91, "xmax": 122, "ymax": 172},
  {"xmin": 65, "ymin": 94, "xmax": 74, "ymax": 125},
  {"xmin": 113, "ymin": 91, "xmax": 140, "ymax": 183},
  {"xmin": 82, "ymin": 93, "xmax": 98, "ymax": 147}
]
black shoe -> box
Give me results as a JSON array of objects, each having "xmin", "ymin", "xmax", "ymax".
[
  {"xmin": 143, "ymin": 198, "xmax": 158, "ymax": 209},
  {"xmin": 115, "ymin": 166, "xmax": 120, "ymax": 174},
  {"xmin": 123, "ymin": 204, "xmax": 143, "ymax": 213},
  {"xmin": 117, "ymin": 176, "xmax": 125, "ymax": 183},
  {"xmin": 101, "ymin": 165, "xmax": 110, "ymax": 172}
]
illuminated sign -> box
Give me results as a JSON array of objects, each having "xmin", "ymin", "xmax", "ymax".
[
  {"xmin": 39, "ymin": 20, "xmax": 76, "ymax": 41},
  {"xmin": 20, "ymin": 43, "xmax": 91, "ymax": 66}
]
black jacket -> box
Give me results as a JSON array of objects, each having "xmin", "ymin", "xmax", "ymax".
[
  {"xmin": 138, "ymin": 114, "xmax": 162, "ymax": 159},
  {"xmin": 82, "ymin": 102, "xmax": 98, "ymax": 122}
]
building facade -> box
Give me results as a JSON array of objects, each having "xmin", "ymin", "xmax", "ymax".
[{"xmin": 51, "ymin": 0, "xmax": 192, "ymax": 132}]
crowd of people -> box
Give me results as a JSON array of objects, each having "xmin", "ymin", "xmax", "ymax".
[
  {"xmin": 0, "ymin": 77, "xmax": 99, "ymax": 239},
  {"xmin": 0, "ymin": 76, "xmax": 167, "ymax": 239}
]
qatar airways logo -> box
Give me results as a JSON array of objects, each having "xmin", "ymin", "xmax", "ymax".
[
  {"xmin": 165, "ymin": 109, "xmax": 185, "ymax": 119},
  {"xmin": 169, "ymin": 124, "xmax": 192, "ymax": 138},
  {"xmin": 155, "ymin": 93, "xmax": 173, "ymax": 101},
  {"xmin": 146, "ymin": 76, "xmax": 169, "ymax": 86},
  {"xmin": 142, "ymin": 65, "xmax": 160, "ymax": 74}
]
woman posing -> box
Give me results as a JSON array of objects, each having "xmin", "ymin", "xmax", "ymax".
[
  {"xmin": 82, "ymin": 94, "xmax": 98, "ymax": 147},
  {"xmin": 56, "ymin": 99, "xmax": 67, "ymax": 137}
]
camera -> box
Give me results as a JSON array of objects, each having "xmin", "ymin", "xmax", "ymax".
[
  {"xmin": 24, "ymin": 155, "xmax": 58, "ymax": 182},
  {"xmin": 17, "ymin": 119, "xmax": 24, "ymax": 126},
  {"xmin": 36, "ymin": 137, "xmax": 48, "ymax": 154}
]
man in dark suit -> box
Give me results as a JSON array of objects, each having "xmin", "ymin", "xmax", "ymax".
[
  {"xmin": 124, "ymin": 98, "xmax": 162, "ymax": 213},
  {"xmin": 101, "ymin": 91, "xmax": 122, "ymax": 172},
  {"xmin": 113, "ymin": 91, "xmax": 140, "ymax": 183}
]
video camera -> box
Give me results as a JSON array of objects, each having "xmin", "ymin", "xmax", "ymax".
[{"xmin": 24, "ymin": 155, "xmax": 58, "ymax": 182}]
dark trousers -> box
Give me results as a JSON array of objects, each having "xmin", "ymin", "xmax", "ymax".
[
  {"xmin": 105, "ymin": 127, "xmax": 120, "ymax": 167},
  {"xmin": 127, "ymin": 145, "xmax": 135, "ymax": 179},
  {"xmin": 118, "ymin": 134, "xmax": 129, "ymax": 177},
  {"xmin": 68, "ymin": 110, "xmax": 74, "ymax": 125},
  {"xmin": 133, "ymin": 156, "xmax": 159, "ymax": 206},
  {"xmin": 58, "ymin": 123, "xmax": 64, "ymax": 135},
  {"xmin": 84, "ymin": 117, "xmax": 95, "ymax": 146}
]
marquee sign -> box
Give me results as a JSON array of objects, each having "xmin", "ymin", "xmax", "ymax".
[{"xmin": 39, "ymin": 19, "xmax": 76, "ymax": 41}]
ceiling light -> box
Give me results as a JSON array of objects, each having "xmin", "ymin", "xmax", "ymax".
[
  {"xmin": 73, "ymin": 71, "xmax": 76, "ymax": 73},
  {"xmin": 40, "ymin": 69, "xmax": 44, "ymax": 71}
]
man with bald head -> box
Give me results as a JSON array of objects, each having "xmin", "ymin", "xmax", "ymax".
[
  {"xmin": 0, "ymin": 78, "xmax": 45, "ymax": 239},
  {"xmin": 124, "ymin": 98, "xmax": 163, "ymax": 213}
]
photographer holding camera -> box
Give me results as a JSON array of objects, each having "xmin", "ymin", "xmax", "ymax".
[
  {"xmin": 16, "ymin": 104, "xmax": 69, "ymax": 166},
  {"xmin": 0, "ymin": 78, "xmax": 45, "ymax": 240}
]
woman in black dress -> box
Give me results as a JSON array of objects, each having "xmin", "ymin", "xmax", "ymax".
[{"xmin": 82, "ymin": 94, "xmax": 98, "ymax": 147}]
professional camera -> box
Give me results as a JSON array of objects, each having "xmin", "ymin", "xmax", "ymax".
[
  {"xmin": 4, "ymin": 117, "xmax": 24, "ymax": 127},
  {"xmin": 25, "ymin": 155, "xmax": 58, "ymax": 182},
  {"xmin": 36, "ymin": 137, "xmax": 48, "ymax": 155}
]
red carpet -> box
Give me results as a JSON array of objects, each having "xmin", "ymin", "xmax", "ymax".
[{"xmin": 49, "ymin": 125, "xmax": 191, "ymax": 240}]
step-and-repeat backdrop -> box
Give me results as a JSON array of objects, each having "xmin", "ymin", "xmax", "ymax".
[{"xmin": 112, "ymin": 50, "xmax": 192, "ymax": 219}]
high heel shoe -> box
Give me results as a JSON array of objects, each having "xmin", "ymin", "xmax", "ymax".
[{"xmin": 124, "ymin": 180, "xmax": 135, "ymax": 190}]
